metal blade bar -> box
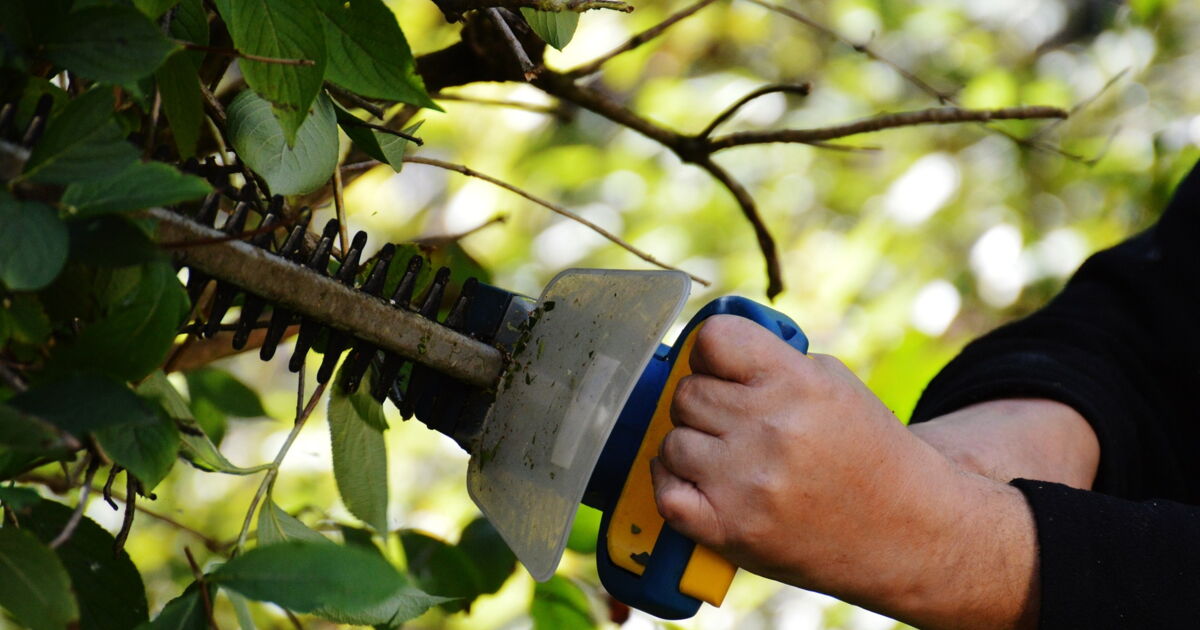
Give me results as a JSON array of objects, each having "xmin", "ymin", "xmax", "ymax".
[{"xmin": 150, "ymin": 207, "xmax": 505, "ymax": 389}]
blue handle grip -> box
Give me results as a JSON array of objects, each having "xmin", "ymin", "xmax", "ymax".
[{"xmin": 587, "ymin": 296, "xmax": 808, "ymax": 619}]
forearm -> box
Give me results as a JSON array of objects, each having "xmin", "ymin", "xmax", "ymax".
[
  {"xmin": 909, "ymin": 398, "xmax": 1100, "ymax": 489},
  {"xmin": 814, "ymin": 433, "xmax": 1039, "ymax": 630}
]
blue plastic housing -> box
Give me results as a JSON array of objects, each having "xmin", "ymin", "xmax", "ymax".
[{"xmin": 584, "ymin": 296, "xmax": 809, "ymax": 619}]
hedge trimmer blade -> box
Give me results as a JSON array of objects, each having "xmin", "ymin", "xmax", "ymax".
[
  {"xmin": 157, "ymin": 206, "xmax": 690, "ymax": 580},
  {"xmin": 466, "ymin": 269, "xmax": 690, "ymax": 581}
]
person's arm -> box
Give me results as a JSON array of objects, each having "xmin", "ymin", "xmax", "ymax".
[
  {"xmin": 908, "ymin": 398, "xmax": 1099, "ymax": 489},
  {"xmin": 651, "ymin": 316, "xmax": 1039, "ymax": 630}
]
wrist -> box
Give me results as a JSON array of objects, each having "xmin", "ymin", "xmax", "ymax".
[{"xmin": 827, "ymin": 443, "xmax": 1039, "ymax": 630}]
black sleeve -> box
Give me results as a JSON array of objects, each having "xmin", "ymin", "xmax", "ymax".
[{"xmin": 909, "ymin": 162, "xmax": 1200, "ymax": 627}]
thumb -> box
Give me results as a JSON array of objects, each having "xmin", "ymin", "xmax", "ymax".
[{"xmin": 651, "ymin": 457, "xmax": 726, "ymax": 548}]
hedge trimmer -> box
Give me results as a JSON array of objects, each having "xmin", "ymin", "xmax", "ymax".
[{"xmin": 158, "ymin": 194, "xmax": 809, "ymax": 620}]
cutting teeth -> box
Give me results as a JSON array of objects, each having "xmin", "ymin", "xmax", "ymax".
[{"xmin": 174, "ymin": 193, "xmax": 489, "ymax": 429}]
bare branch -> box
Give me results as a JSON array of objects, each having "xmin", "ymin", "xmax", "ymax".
[
  {"xmin": 113, "ymin": 475, "xmax": 137, "ymax": 555},
  {"xmin": 489, "ymin": 8, "xmax": 539, "ymax": 81},
  {"xmin": 336, "ymin": 115, "xmax": 424, "ymax": 145},
  {"xmin": 439, "ymin": 0, "xmax": 632, "ymax": 20},
  {"xmin": 567, "ymin": 0, "xmax": 720, "ymax": 77},
  {"xmin": 402, "ymin": 156, "xmax": 711, "ymax": 286},
  {"xmin": 707, "ymin": 106, "xmax": 1067, "ymax": 150},
  {"xmin": 184, "ymin": 547, "xmax": 220, "ymax": 630},
  {"xmin": 325, "ymin": 83, "xmax": 388, "ymax": 119},
  {"xmin": 415, "ymin": 214, "xmax": 509, "ymax": 249},
  {"xmin": 1026, "ymin": 68, "xmax": 1128, "ymax": 144},
  {"xmin": 50, "ymin": 455, "xmax": 98, "ymax": 549},
  {"xmin": 700, "ymin": 83, "xmax": 812, "ymax": 138},
  {"xmin": 333, "ymin": 168, "xmax": 349, "ymax": 255},
  {"xmin": 742, "ymin": 0, "xmax": 954, "ymax": 103},
  {"xmin": 176, "ymin": 40, "xmax": 316, "ymax": 66},
  {"xmin": 432, "ymin": 92, "xmax": 568, "ymax": 119},
  {"xmin": 233, "ymin": 368, "xmax": 328, "ymax": 556},
  {"xmin": 696, "ymin": 157, "xmax": 782, "ymax": 298}
]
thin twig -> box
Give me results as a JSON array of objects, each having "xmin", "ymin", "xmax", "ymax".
[
  {"xmin": 177, "ymin": 41, "xmax": 316, "ymax": 66},
  {"xmin": 706, "ymin": 105, "xmax": 1067, "ymax": 150},
  {"xmin": 113, "ymin": 474, "xmax": 137, "ymax": 556},
  {"xmin": 432, "ymin": 92, "xmax": 565, "ymax": 118},
  {"xmin": 326, "ymin": 83, "xmax": 387, "ymax": 119},
  {"xmin": 1026, "ymin": 68, "xmax": 1128, "ymax": 144},
  {"xmin": 567, "ymin": 0, "xmax": 719, "ymax": 77},
  {"xmin": 415, "ymin": 214, "xmax": 508, "ymax": 248},
  {"xmin": 233, "ymin": 368, "xmax": 329, "ymax": 555},
  {"xmin": 337, "ymin": 116, "xmax": 424, "ymax": 145},
  {"xmin": 488, "ymin": 8, "xmax": 539, "ymax": 81},
  {"xmin": 0, "ymin": 363, "xmax": 27, "ymax": 392},
  {"xmin": 333, "ymin": 168, "xmax": 349, "ymax": 255},
  {"xmin": 184, "ymin": 547, "xmax": 220, "ymax": 630},
  {"xmin": 102, "ymin": 466, "xmax": 121, "ymax": 510},
  {"xmin": 402, "ymin": 156, "xmax": 711, "ymax": 286},
  {"xmin": 439, "ymin": 0, "xmax": 632, "ymax": 19},
  {"xmin": 696, "ymin": 157, "xmax": 781, "ymax": 298},
  {"xmin": 742, "ymin": 0, "xmax": 954, "ymax": 103},
  {"xmin": 49, "ymin": 455, "xmax": 99, "ymax": 549},
  {"xmin": 145, "ymin": 89, "xmax": 163, "ymax": 156},
  {"xmin": 700, "ymin": 83, "xmax": 812, "ymax": 138}
]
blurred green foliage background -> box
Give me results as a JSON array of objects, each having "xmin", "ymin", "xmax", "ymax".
[{"xmin": 18, "ymin": 0, "xmax": 1200, "ymax": 627}]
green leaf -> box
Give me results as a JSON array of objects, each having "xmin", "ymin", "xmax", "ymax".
[
  {"xmin": 313, "ymin": 0, "xmax": 438, "ymax": 109},
  {"xmin": 62, "ymin": 161, "xmax": 212, "ymax": 217},
  {"xmin": 95, "ymin": 396, "xmax": 180, "ymax": 491},
  {"xmin": 566, "ymin": 504, "xmax": 600, "ymax": 553},
  {"xmin": 67, "ymin": 215, "xmax": 162, "ymax": 268},
  {"xmin": 43, "ymin": 5, "xmax": 178, "ymax": 83},
  {"xmin": 328, "ymin": 367, "xmax": 389, "ymax": 532},
  {"xmin": 257, "ymin": 497, "xmax": 331, "ymax": 546},
  {"xmin": 10, "ymin": 372, "xmax": 158, "ymax": 435},
  {"xmin": 0, "ymin": 403, "xmax": 62, "ymax": 453},
  {"xmin": 18, "ymin": 499, "xmax": 149, "ymax": 630},
  {"xmin": 133, "ymin": 0, "xmax": 180, "ymax": 19},
  {"xmin": 228, "ymin": 591, "xmax": 257, "ymax": 630},
  {"xmin": 0, "ymin": 486, "xmax": 41, "ymax": 509},
  {"xmin": 399, "ymin": 530, "xmax": 482, "ymax": 613},
  {"xmin": 531, "ymin": 575, "xmax": 596, "ymax": 630},
  {"xmin": 23, "ymin": 89, "xmax": 139, "ymax": 184},
  {"xmin": 155, "ymin": 52, "xmax": 204, "ymax": 159},
  {"xmin": 184, "ymin": 368, "xmax": 266, "ymax": 418},
  {"xmin": 209, "ymin": 542, "xmax": 404, "ymax": 614},
  {"xmin": 457, "ymin": 517, "xmax": 517, "ymax": 594},
  {"xmin": 0, "ymin": 198, "xmax": 68, "ymax": 291},
  {"xmin": 136, "ymin": 583, "xmax": 207, "ymax": 630},
  {"xmin": 521, "ymin": 8, "xmax": 579, "ymax": 50},
  {"xmin": 0, "ymin": 527, "xmax": 79, "ymax": 630},
  {"xmin": 227, "ymin": 89, "xmax": 338, "ymax": 195},
  {"xmin": 334, "ymin": 103, "xmax": 422, "ymax": 173},
  {"xmin": 6, "ymin": 294, "xmax": 51, "ymax": 345},
  {"xmin": 315, "ymin": 584, "xmax": 450, "ymax": 629},
  {"xmin": 137, "ymin": 371, "xmax": 269, "ymax": 475},
  {"xmin": 217, "ymin": 0, "xmax": 326, "ymax": 144},
  {"xmin": 169, "ymin": 0, "xmax": 209, "ymax": 50},
  {"xmin": 45, "ymin": 261, "xmax": 189, "ymax": 382}
]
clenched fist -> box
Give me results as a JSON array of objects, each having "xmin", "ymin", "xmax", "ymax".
[{"xmin": 650, "ymin": 315, "xmax": 1039, "ymax": 630}]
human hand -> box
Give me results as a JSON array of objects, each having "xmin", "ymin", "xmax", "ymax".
[{"xmin": 651, "ymin": 315, "xmax": 1037, "ymax": 628}]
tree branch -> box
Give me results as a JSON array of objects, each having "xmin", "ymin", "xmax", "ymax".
[
  {"xmin": 437, "ymin": 0, "xmax": 632, "ymax": 21},
  {"xmin": 488, "ymin": 8, "xmax": 539, "ymax": 80},
  {"xmin": 700, "ymin": 83, "xmax": 811, "ymax": 138},
  {"xmin": 401, "ymin": 156, "xmax": 711, "ymax": 286},
  {"xmin": 706, "ymin": 106, "xmax": 1068, "ymax": 150},
  {"xmin": 696, "ymin": 157, "xmax": 782, "ymax": 298},
  {"xmin": 566, "ymin": 0, "xmax": 720, "ymax": 78},
  {"xmin": 741, "ymin": 0, "xmax": 955, "ymax": 103},
  {"xmin": 176, "ymin": 41, "xmax": 316, "ymax": 66}
]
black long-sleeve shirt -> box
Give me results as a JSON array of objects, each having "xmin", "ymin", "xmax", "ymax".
[{"xmin": 909, "ymin": 162, "xmax": 1200, "ymax": 628}]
